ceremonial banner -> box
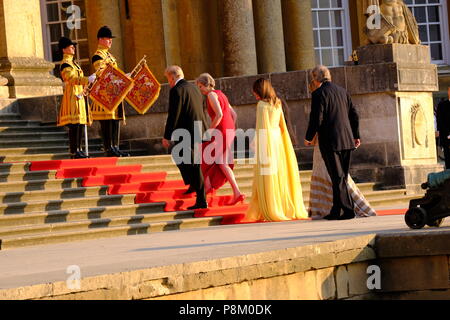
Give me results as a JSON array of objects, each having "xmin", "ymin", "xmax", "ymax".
[
  {"xmin": 89, "ymin": 64, "xmax": 134, "ymax": 113},
  {"xmin": 126, "ymin": 63, "xmax": 161, "ymax": 114}
]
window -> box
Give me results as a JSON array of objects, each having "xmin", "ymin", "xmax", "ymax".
[
  {"xmin": 405, "ymin": 0, "xmax": 450, "ymax": 64},
  {"xmin": 40, "ymin": 0, "xmax": 90, "ymax": 77},
  {"xmin": 311, "ymin": 0, "xmax": 353, "ymax": 67}
]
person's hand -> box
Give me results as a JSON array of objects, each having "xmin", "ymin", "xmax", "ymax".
[
  {"xmin": 355, "ymin": 139, "xmax": 361, "ymax": 149},
  {"xmin": 162, "ymin": 138, "xmax": 171, "ymax": 149},
  {"xmin": 88, "ymin": 74, "xmax": 96, "ymax": 83},
  {"xmin": 304, "ymin": 139, "xmax": 313, "ymax": 147}
]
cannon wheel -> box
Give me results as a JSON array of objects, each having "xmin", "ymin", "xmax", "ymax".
[
  {"xmin": 427, "ymin": 218, "xmax": 444, "ymax": 228},
  {"xmin": 405, "ymin": 207, "xmax": 427, "ymax": 229}
]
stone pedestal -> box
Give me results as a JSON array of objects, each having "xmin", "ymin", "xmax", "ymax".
[
  {"xmin": 352, "ymin": 44, "xmax": 441, "ymax": 192},
  {"xmin": 0, "ymin": 0, "xmax": 62, "ymax": 98}
]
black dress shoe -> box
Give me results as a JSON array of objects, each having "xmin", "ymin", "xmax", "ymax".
[
  {"xmin": 112, "ymin": 146, "xmax": 130, "ymax": 157},
  {"xmin": 323, "ymin": 213, "xmax": 340, "ymax": 220},
  {"xmin": 337, "ymin": 212, "xmax": 356, "ymax": 220},
  {"xmin": 105, "ymin": 147, "xmax": 120, "ymax": 157},
  {"xmin": 73, "ymin": 150, "xmax": 89, "ymax": 159},
  {"xmin": 188, "ymin": 203, "xmax": 208, "ymax": 210},
  {"xmin": 77, "ymin": 150, "xmax": 89, "ymax": 158},
  {"xmin": 183, "ymin": 186, "xmax": 196, "ymax": 195}
]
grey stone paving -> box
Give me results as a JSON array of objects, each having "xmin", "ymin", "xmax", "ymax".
[{"xmin": 0, "ymin": 215, "xmax": 449, "ymax": 290}]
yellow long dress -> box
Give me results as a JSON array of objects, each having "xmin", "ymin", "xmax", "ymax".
[{"xmin": 245, "ymin": 100, "xmax": 309, "ymax": 222}]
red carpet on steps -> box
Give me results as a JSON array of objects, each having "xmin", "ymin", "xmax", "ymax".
[{"xmin": 26, "ymin": 158, "xmax": 408, "ymax": 225}]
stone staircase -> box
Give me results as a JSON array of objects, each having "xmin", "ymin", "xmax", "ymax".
[{"xmin": 0, "ymin": 112, "xmax": 422, "ymax": 250}]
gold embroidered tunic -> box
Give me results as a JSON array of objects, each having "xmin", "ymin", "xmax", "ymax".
[
  {"xmin": 58, "ymin": 54, "xmax": 90, "ymax": 127},
  {"xmin": 90, "ymin": 44, "xmax": 125, "ymax": 121}
]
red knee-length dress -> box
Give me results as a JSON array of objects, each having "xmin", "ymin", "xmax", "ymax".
[{"xmin": 201, "ymin": 90, "xmax": 236, "ymax": 190}]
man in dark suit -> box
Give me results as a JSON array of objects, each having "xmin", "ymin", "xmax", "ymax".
[
  {"xmin": 305, "ymin": 65, "xmax": 361, "ymax": 220},
  {"xmin": 163, "ymin": 66, "xmax": 208, "ymax": 210},
  {"xmin": 436, "ymin": 87, "xmax": 450, "ymax": 169}
]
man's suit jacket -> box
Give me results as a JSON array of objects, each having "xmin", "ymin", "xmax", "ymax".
[
  {"xmin": 305, "ymin": 81, "xmax": 360, "ymax": 152},
  {"xmin": 164, "ymin": 79, "xmax": 207, "ymax": 144},
  {"xmin": 436, "ymin": 99, "xmax": 450, "ymax": 144}
]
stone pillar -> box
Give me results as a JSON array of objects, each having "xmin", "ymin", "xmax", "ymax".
[
  {"xmin": 222, "ymin": 0, "xmax": 258, "ymax": 76},
  {"xmin": 85, "ymin": 0, "xmax": 124, "ymax": 69},
  {"xmin": 161, "ymin": 0, "xmax": 181, "ymax": 67},
  {"xmin": 124, "ymin": 0, "xmax": 166, "ymax": 82},
  {"xmin": 0, "ymin": 0, "xmax": 62, "ymax": 98},
  {"xmin": 281, "ymin": 0, "xmax": 316, "ymax": 71},
  {"xmin": 253, "ymin": 0, "xmax": 286, "ymax": 73}
]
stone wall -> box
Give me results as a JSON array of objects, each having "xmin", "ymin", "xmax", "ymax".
[{"xmin": 1, "ymin": 231, "xmax": 449, "ymax": 300}]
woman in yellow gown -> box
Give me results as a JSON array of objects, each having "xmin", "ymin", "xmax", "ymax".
[{"xmin": 245, "ymin": 79, "xmax": 309, "ymax": 222}]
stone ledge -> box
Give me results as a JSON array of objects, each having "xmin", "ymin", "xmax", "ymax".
[
  {"xmin": 0, "ymin": 234, "xmax": 377, "ymax": 300},
  {"xmin": 1, "ymin": 231, "xmax": 450, "ymax": 300},
  {"xmin": 376, "ymin": 231, "xmax": 450, "ymax": 258}
]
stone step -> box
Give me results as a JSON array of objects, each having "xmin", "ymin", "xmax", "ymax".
[
  {"xmin": 0, "ymin": 202, "xmax": 168, "ymax": 228},
  {"xmin": 0, "ymin": 149, "xmax": 147, "ymax": 162},
  {"xmin": 0, "ymin": 138, "xmax": 105, "ymax": 148},
  {"xmin": 0, "ymin": 170, "xmax": 58, "ymax": 183},
  {"xmin": 368, "ymin": 194, "xmax": 422, "ymax": 208},
  {"xmin": 0, "ymin": 162, "xmax": 30, "ymax": 174},
  {"xmin": 0, "ymin": 132, "xmax": 67, "ymax": 141},
  {"xmin": 0, "ymin": 186, "xmax": 110, "ymax": 204},
  {"xmin": 0, "ymin": 177, "xmax": 83, "ymax": 192},
  {"xmin": 0, "ymin": 113, "xmax": 21, "ymax": 120},
  {"xmin": 0, "ymin": 216, "xmax": 222, "ymax": 250},
  {"xmin": 0, "ymin": 145, "xmax": 105, "ymax": 156},
  {"xmin": 0, "ymin": 126, "xmax": 65, "ymax": 133},
  {"xmin": 0, "ymin": 193, "xmax": 136, "ymax": 215},
  {"xmin": 0, "ymin": 139, "xmax": 70, "ymax": 148},
  {"xmin": 0, "ymin": 120, "xmax": 42, "ymax": 127}
]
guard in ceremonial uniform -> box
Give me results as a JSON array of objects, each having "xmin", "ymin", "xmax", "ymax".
[
  {"xmin": 57, "ymin": 37, "xmax": 96, "ymax": 159},
  {"xmin": 91, "ymin": 26, "xmax": 130, "ymax": 157}
]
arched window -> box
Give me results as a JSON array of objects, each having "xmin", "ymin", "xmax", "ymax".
[
  {"xmin": 405, "ymin": 0, "xmax": 449, "ymax": 64},
  {"xmin": 40, "ymin": 0, "xmax": 90, "ymax": 77},
  {"xmin": 311, "ymin": 0, "xmax": 353, "ymax": 67}
]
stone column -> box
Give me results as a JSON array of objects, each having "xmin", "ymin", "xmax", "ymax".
[
  {"xmin": 253, "ymin": 0, "xmax": 286, "ymax": 73},
  {"xmin": 222, "ymin": 0, "xmax": 258, "ymax": 76},
  {"xmin": 125, "ymin": 0, "xmax": 166, "ymax": 82},
  {"xmin": 0, "ymin": 0, "xmax": 62, "ymax": 98},
  {"xmin": 161, "ymin": 0, "xmax": 181, "ymax": 67},
  {"xmin": 85, "ymin": 0, "xmax": 124, "ymax": 68},
  {"xmin": 281, "ymin": 0, "xmax": 316, "ymax": 71}
]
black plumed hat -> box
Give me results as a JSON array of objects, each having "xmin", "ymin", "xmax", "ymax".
[
  {"xmin": 58, "ymin": 37, "xmax": 77, "ymax": 50},
  {"xmin": 97, "ymin": 26, "xmax": 116, "ymax": 39}
]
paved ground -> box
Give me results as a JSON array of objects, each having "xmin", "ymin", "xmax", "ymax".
[{"xmin": 0, "ymin": 215, "xmax": 449, "ymax": 290}]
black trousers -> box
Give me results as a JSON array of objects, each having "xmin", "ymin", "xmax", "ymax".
[
  {"xmin": 319, "ymin": 145, "xmax": 354, "ymax": 216},
  {"xmin": 171, "ymin": 142, "xmax": 206, "ymax": 204},
  {"xmin": 67, "ymin": 124, "xmax": 83, "ymax": 154},
  {"xmin": 99, "ymin": 120, "xmax": 120, "ymax": 151},
  {"xmin": 441, "ymin": 138, "xmax": 450, "ymax": 169}
]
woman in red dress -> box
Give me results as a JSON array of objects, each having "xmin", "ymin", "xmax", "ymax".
[{"xmin": 196, "ymin": 73, "xmax": 245, "ymax": 205}]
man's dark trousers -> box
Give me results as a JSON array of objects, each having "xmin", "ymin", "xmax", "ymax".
[{"xmin": 319, "ymin": 143, "xmax": 354, "ymax": 216}]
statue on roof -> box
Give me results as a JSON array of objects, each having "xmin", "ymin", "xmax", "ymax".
[{"xmin": 364, "ymin": 0, "xmax": 421, "ymax": 45}]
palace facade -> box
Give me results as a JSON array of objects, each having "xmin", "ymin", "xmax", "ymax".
[{"xmin": 0, "ymin": 0, "xmax": 449, "ymax": 99}]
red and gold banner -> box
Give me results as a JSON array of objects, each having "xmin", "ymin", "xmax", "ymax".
[
  {"xmin": 126, "ymin": 63, "xmax": 161, "ymax": 114},
  {"xmin": 89, "ymin": 64, "xmax": 134, "ymax": 113}
]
